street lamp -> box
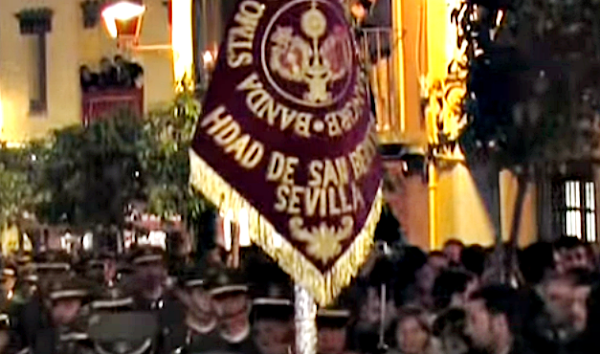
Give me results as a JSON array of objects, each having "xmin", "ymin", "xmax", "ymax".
[
  {"xmin": 101, "ymin": 0, "xmax": 194, "ymax": 89},
  {"xmin": 101, "ymin": 1, "xmax": 146, "ymax": 46}
]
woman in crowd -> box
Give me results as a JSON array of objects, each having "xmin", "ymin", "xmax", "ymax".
[{"xmin": 386, "ymin": 308, "xmax": 438, "ymax": 354}]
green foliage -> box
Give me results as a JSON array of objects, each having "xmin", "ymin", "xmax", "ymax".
[
  {"xmin": 0, "ymin": 142, "xmax": 48, "ymax": 227},
  {"xmin": 0, "ymin": 163, "xmax": 32, "ymax": 226},
  {"xmin": 139, "ymin": 90, "xmax": 214, "ymax": 228},
  {"xmin": 0, "ymin": 92, "xmax": 214, "ymax": 242},
  {"xmin": 459, "ymin": 0, "xmax": 600, "ymax": 170},
  {"xmin": 34, "ymin": 110, "xmax": 144, "ymax": 227}
]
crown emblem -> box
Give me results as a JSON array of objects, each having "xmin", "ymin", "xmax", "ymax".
[{"xmin": 268, "ymin": 2, "xmax": 352, "ymax": 105}]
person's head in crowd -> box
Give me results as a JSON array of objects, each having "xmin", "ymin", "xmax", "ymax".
[
  {"xmin": 389, "ymin": 307, "xmax": 432, "ymax": 354},
  {"xmin": 17, "ymin": 266, "xmax": 38, "ymax": 300},
  {"xmin": 538, "ymin": 269, "xmax": 584, "ymax": 331},
  {"xmin": 357, "ymin": 285, "xmax": 396, "ymax": 331},
  {"xmin": 349, "ymin": 0, "xmax": 370, "ymax": 22},
  {"xmin": 34, "ymin": 250, "xmax": 72, "ymax": 293},
  {"xmin": 181, "ymin": 266, "xmax": 217, "ymax": 334},
  {"xmin": 210, "ymin": 268, "xmax": 251, "ymax": 343},
  {"xmin": 85, "ymin": 251, "xmax": 116, "ymax": 286},
  {"xmin": 46, "ymin": 276, "xmax": 88, "ymax": 327},
  {"xmin": 461, "ymin": 245, "xmax": 486, "ymax": 277},
  {"xmin": 465, "ymin": 285, "xmax": 523, "ymax": 354},
  {"xmin": 393, "ymin": 247, "xmax": 430, "ymax": 307},
  {"xmin": 554, "ymin": 236, "xmax": 593, "ymax": 273},
  {"xmin": 397, "ymin": 246, "xmax": 428, "ymax": 287},
  {"xmin": 413, "ymin": 263, "xmax": 436, "ymax": 308},
  {"xmin": 100, "ymin": 57, "xmax": 113, "ymax": 73},
  {"xmin": 443, "ymin": 239, "xmax": 464, "ymax": 266},
  {"xmin": 131, "ymin": 246, "xmax": 167, "ymax": 301},
  {"xmin": 567, "ymin": 269, "xmax": 594, "ymax": 334},
  {"xmin": 317, "ymin": 308, "xmax": 351, "ymax": 354},
  {"xmin": 519, "ymin": 241, "xmax": 555, "ymax": 286},
  {"xmin": 79, "ymin": 65, "xmax": 95, "ymax": 85},
  {"xmin": 251, "ymin": 298, "xmax": 294, "ymax": 354},
  {"xmin": 428, "ymin": 251, "xmax": 449, "ymax": 274},
  {"xmin": 114, "ymin": 55, "xmax": 126, "ymax": 67},
  {"xmin": 433, "ymin": 308, "xmax": 470, "ymax": 354},
  {"xmin": 432, "ymin": 270, "xmax": 477, "ymax": 311}
]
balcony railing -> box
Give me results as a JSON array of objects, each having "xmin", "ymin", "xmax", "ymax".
[
  {"xmin": 358, "ymin": 27, "xmax": 402, "ymax": 140},
  {"xmin": 82, "ymin": 88, "xmax": 144, "ymax": 126}
]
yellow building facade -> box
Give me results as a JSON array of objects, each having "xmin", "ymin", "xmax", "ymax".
[
  {"xmin": 383, "ymin": 0, "xmax": 538, "ymax": 249},
  {"xmin": 0, "ymin": 0, "xmax": 176, "ymax": 143},
  {"xmin": 0, "ymin": 0, "xmax": 540, "ymax": 249}
]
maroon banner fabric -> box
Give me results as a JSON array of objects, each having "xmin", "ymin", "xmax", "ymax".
[{"xmin": 190, "ymin": 0, "xmax": 382, "ymax": 304}]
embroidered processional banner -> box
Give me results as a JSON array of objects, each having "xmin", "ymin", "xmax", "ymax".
[{"xmin": 190, "ymin": 0, "xmax": 383, "ymax": 305}]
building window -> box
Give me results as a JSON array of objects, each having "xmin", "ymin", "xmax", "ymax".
[
  {"xmin": 193, "ymin": 0, "xmax": 237, "ymax": 89},
  {"xmin": 558, "ymin": 180, "xmax": 596, "ymax": 241},
  {"xmin": 16, "ymin": 8, "xmax": 53, "ymax": 114}
]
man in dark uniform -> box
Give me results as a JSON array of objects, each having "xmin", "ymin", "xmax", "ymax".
[
  {"xmin": 129, "ymin": 247, "xmax": 169, "ymax": 311},
  {"xmin": 7, "ymin": 252, "xmax": 73, "ymax": 352},
  {"xmin": 128, "ymin": 246, "xmax": 186, "ymax": 354},
  {"xmin": 33, "ymin": 251, "xmax": 72, "ymax": 294},
  {"xmin": 317, "ymin": 307, "xmax": 355, "ymax": 354},
  {"xmin": 251, "ymin": 297, "xmax": 294, "ymax": 354},
  {"xmin": 23, "ymin": 275, "xmax": 89, "ymax": 354},
  {"xmin": 180, "ymin": 267, "xmax": 257, "ymax": 354}
]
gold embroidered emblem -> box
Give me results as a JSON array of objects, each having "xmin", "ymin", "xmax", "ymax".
[
  {"xmin": 268, "ymin": 2, "xmax": 351, "ymax": 105},
  {"xmin": 289, "ymin": 216, "xmax": 354, "ymax": 263}
]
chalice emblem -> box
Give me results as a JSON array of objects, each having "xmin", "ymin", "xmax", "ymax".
[{"xmin": 267, "ymin": 0, "xmax": 352, "ymax": 106}]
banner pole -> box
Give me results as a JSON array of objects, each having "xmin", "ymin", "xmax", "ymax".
[{"xmin": 294, "ymin": 285, "xmax": 317, "ymax": 354}]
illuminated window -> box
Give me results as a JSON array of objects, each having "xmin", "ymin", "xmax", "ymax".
[{"xmin": 559, "ymin": 180, "xmax": 596, "ymax": 241}]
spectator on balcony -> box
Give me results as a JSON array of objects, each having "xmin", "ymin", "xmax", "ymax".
[
  {"xmin": 79, "ymin": 65, "xmax": 99, "ymax": 93},
  {"xmin": 128, "ymin": 60, "xmax": 144, "ymax": 88},
  {"xmin": 114, "ymin": 55, "xmax": 133, "ymax": 88},
  {"xmin": 350, "ymin": 0, "xmax": 392, "ymax": 59},
  {"xmin": 98, "ymin": 57, "xmax": 118, "ymax": 89},
  {"xmin": 114, "ymin": 55, "xmax": 144, "ymax": 89},
  {"xmin": 350, "ymin": 0, "xmax": 393, "ymax": 133}
]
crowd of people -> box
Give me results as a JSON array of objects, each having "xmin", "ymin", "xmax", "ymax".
[
  {"xmin": 79, "ymin": 56, "xmax": 143, "ymax": 93},
  {"xmin": 0, "ymin": 235, "xmax": 598, "ymax": 354},
  {"xmin": 345, "ymin": 236, "xmax": 600, "ymax": 354}
]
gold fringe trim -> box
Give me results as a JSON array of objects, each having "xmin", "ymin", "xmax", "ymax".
[{"xmin": 189, "ymin": 149, "xmax": 382, "ymax": 306}]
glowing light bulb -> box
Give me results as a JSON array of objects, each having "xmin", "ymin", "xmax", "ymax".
[{"xmin": 102, "ymin": 1, "xmax": 146, "ymax": 38}]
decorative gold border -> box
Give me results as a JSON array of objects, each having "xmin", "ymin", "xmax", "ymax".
[{"xmin": 189, "ymin": 149, "xmax": 382, "ymax": 306}]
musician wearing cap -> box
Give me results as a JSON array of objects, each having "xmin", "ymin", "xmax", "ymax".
[
  {"xmin": 13, "ymin": 275, "xmax": 90, "ymax": 354},
  {"xmin": 33, "ymin": 251, "xmax": 72, "ymax": 294},
  {"xmin": 317, "ymin": 306, "xmax": 357, "ymax": 354},
  {"xmin": 129, "ymin": 247, "xmax": 169, "ymax": 311},
  {"xmin": 178, "ymin": 268, "xmax": 257, "ymax": 354},
  {"xmin": 251, "ymin": 297, "xmax": 294, "ymax": 354},
  {"xmin": 83, "ymin": 252, "xmax": 118, "ymax": 288},
  {"xmin": 179, "ymin": 267, "xmax": 217, "ymax": 337},
  {"xmin": 128, "ymin": 246, "xmax": 186, "ymax": 354},
  {"xmin": 7, "ymin": 265, "xmax": 57, "ymax": 351}
]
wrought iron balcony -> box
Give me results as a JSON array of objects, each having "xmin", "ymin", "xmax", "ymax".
[{"xmin": 357, "ymin": 26, "xmax": 402, "ymax": 140}]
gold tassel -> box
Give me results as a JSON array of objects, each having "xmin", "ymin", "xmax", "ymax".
[{"xmin": 189, "ymin": 149, "xmax": 382, "ymax": 306}]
